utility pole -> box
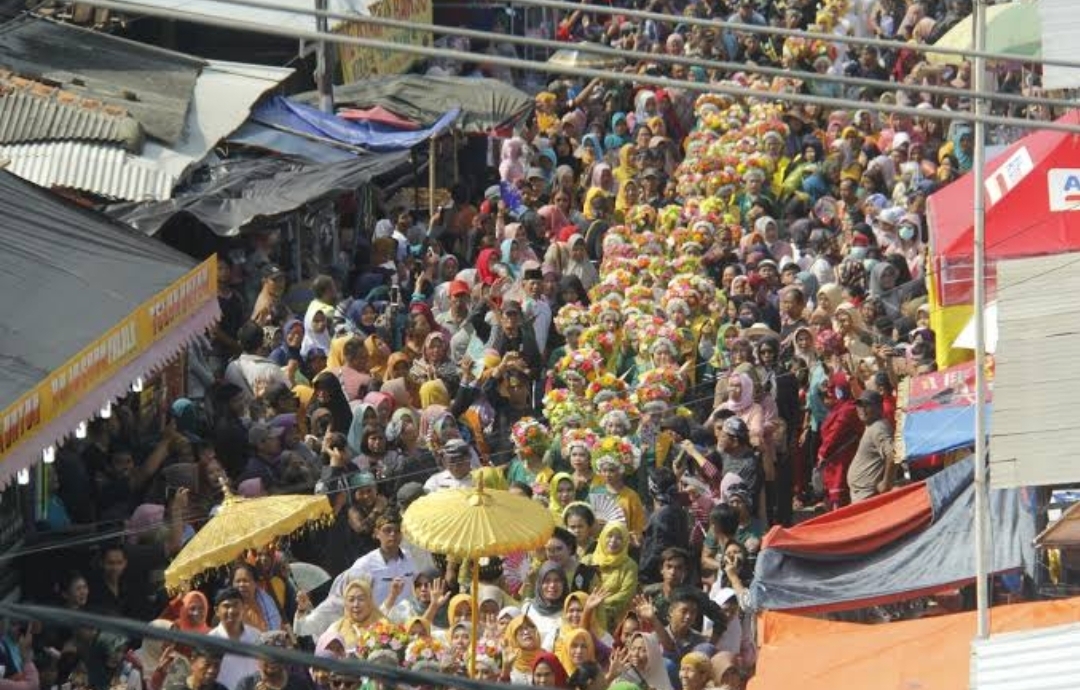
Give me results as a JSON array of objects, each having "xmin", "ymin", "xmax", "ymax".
[{"xmin": 315, "ymin": 0, "xmax": 334, "ymax": 114}]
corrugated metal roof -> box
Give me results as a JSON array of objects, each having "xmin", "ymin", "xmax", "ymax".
[
  {"xmin": 989, "ymin": 251, "xmax": 1080, "ymax": 488},
  {"xmin": 0, "ymin": 15, "xmax": 204, "ymax": 144},
  {"xmin": 972, "ymin": 623, "xmax": 1080, "ymax": 690},
  {"xmin": 0, "ymin": 71, "xmax": 144, "ymax": 150},
  {"xmin": 0, "ymin": 141, "xmax": 174, "ymax": 201}
]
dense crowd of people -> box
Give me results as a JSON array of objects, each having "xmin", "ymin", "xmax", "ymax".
[{"xmin": 5, "ymin": 1, "xmax": 1048, "ymax": 690}]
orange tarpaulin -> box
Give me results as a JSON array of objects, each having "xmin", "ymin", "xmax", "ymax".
[{"xmin": 750, "ymin": 598, "xmax": 1080, "ymax": 690}]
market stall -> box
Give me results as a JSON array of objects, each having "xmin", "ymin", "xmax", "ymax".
[
  {"xmin": 926, "ymin": 109, "xmax": 1080, "ymax": 366},
  {"xmin": 0, "ymin": 170, "xmax": 220, "ymax": 484}
]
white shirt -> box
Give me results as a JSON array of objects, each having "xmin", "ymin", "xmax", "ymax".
[
  {"xmin": 208, "ymin": 624, "xmax": 260, "ymax": 690},
  {"xmin": 308, "ymin": 547, "xmax": 418, "ymax": 630},
  {"xmin": 423, "ymin": 470, "xmax": 474, "ymax": 493}
]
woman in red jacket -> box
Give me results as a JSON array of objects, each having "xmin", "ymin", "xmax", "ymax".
[{"xmin": 816, "ymin": 372, "xmax": 865, "ymax": 510}]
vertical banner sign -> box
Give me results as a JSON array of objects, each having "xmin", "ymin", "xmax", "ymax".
[{"xmin": 336, "ymin": 0, "xmax": 433, "ymax": 82}]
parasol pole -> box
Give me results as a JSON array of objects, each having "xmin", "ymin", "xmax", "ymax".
[
  {"xmin": 972, "ymin": 0, "xmax": 991, "ymax": 641},
  {"xmin": 468, "ymin": 556, "xmax": 480, "ymax": 678},
  {"xmin": 467, "ymin": 483, "xmax": 485, "ymax": 678}
]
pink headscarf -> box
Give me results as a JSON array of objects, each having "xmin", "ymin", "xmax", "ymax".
[
  {"xmin": 537, "ymin": 204, "xmax": 570, "ymax": 239},
  {"xmin": 723, "ymin": 373, "xmax": 755, "ymax": 413}
]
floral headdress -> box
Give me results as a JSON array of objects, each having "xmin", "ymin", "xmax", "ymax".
[
  {"xmin": 634, "ymin": 366, "xmax": 687, "ymax": 405},
  {"xmin": 404, "ymin": 637, "xmax": 447, "ymax": 672},
  {"xmin": 591, "ymin": 435, "xmax": 641, "ymax": 474},
  {"xmin": 585, "ymin": 372, "xmax": 629, "ymax": 403},
  {"xmin": 555, "ymin": 347, "xmax": 606, "ymax": 384},
  {"xmin": 561, "ymin": 427, "xmax": 599, "ymax": 456},
  {"xmin": 356, "ymin": 620, "xmax": 411, "ymax": 666},
  {"xmin": 554, "ymin": 303, "xmax": 591, "ymax": 336},
  {"xmin": 473, "ymin": 638, "xmax": 503, "ymax": 674},
  {"xmin": 543, "ymin": 388, "xmax": 592, "ymax": 433},
  {"xmin": 511, "ymin": 417, "xmax": 552, "ymax": 457}
]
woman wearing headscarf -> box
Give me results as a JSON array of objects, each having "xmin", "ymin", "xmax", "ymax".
[
  {"xmin": 503, "ymin": 615, "xmax": 543, "ymax": 684},
  {"xmin": 363, "ymin": 335, "xmax": 390, "ymax": 382},
  {"xmin": 531, "ymin": 651, "xmax": 570, "ymax": 687},
  {"xmin": 618, "ymin": 632, "xmax": 673, "ymax": 690},
  {"xmin": 614, "ymin": 178, "xmax": 642, "ymax": 219},
  {"xmin": 301, "ymin": 308, "xmax": 332, "ymax": 359},
  {"xmin": 756, "ymin": 216, "xmax": 793, "ymax": 263},
  {"xmin": 868, "ymin": 261, "xmax": 903, "ymax": 319},
  {"xmin": 500, "ymin": 238, "xmax": 524, "ymax": 280},
  {"xmin": 589, "ymin": 163, "xmax": 618, "ymax": 196},
  {"xmin": 270, "ymin": 318, "xmax": 304, "ymax": 367},
  {"xmin": 563, "ymin": 235, "xmax": 599, "ymax": 290},
  {"xmin": 538, "ymin": 203, "xmax": 571, "ymax": 242},
  {"xmin": 500, "ymin": 137, "xmax": 528, "ymax": 184},
  {"xmin": 816, "ymin": 371, "xmax": 864, "ymax": 510},
  {"xmin": 310, "ymin": 371, "xmax": 353, "ymax": 434},
  {"xmin": 633, "ymin": 90, "xmax": 658, "ymax": 128},
  {"xmin": 172, "ymin": 591, "xmax": 211, "ymax": 634},
  {"xmin": 556, "ymin": 627, "xmax": 597, "ymax": 678},
  {"xmin": 613, "ymin": 144, "xmax": 638, "ymax": 187},
  {"xmin": 317, "ymin": 578, "xmax": 384, "ymax": 649},
  {"xmin": 833, "ymin": 301, "xmax": 874, "ymax": 358},
  {"xmin": 584, "ymin": 522, "xmax": 638, "ymax": 631},
  {"xmin": 721, "ymin": 370, "xmax": 778, "ymax": 498},
  {"xmin": 815, "ymin": 282, "xmax": 844, "ymax": 317},
  {"xmin": 409, "ymin": 332, "xmax": 460, "ymax": 392},
  {"xmin": 525, "ymin": 560, "xmax": 570, "ymax": 647},
  {"xmin": 604, "ymin": 113, "xmax": 630, "ymax": 152}
]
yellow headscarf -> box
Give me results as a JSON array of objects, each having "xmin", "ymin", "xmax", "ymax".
[
  {"xmin": 583, "ymin": 187, "xmax": 608, "ymax": 221},
  {"xmin": 505, "ymin": 615, "xmax": 540, "ymax": 673},
  {"xmin": 592, "ymin": 522, "xmax": 630, "ymax": 569},
  {"xmin": 613, "ymin": 143, "xmax": 637, "ymax": 186},
  {"xmin": 405, "ymin": 616, "xmax": 431, "ymax": 637},
  {"xmin": 327, "ymin": 334, "xmax": 350, "ymax": 370},
  {"xmin": 364, "ymin": 335, "xmax": 389, "ymax": 379},
  {"xmin": 615, "ymin": 178, "xmax": 641, "ymax": 214},
  {"xmin": 419, "ymin": 379, "xmax": 450, "ymax": 408},
  {"xmin": 332, "ymin": 578, "xmax": 384, "ymax": 647},
  {"xmin": 548, "ymin": 472, "xmax": 575, "ymax": 523},
  {"xmin": 447, "ymin": 593, "xmax": 473, "ymax": 625},
  {"xmin": 556, "ymin": 627, "xmax": 596, "ymax": 676}
]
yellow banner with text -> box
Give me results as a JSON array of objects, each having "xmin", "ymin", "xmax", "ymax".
[
  {"xmin": 336, "ymin": 0, "xmax": 433, "ymax": 82},
  {"xmin": 0, "ymin": 256, "xmax": 218, "ymax": 461}
]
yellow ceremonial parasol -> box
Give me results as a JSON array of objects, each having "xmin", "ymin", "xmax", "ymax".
[
  {"xmin": 164, "ymin": 489, "xmax": 334, "ymax": 593},
  {"xmin": 402, "ymin": 484, "xmax": 556, "ymax": 676}
]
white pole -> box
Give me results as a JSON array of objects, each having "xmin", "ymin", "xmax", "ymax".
[{"xmin": 972, "ymin": 0, "xmax": 990, "ymax": 641}]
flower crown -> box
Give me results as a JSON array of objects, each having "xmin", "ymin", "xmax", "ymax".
[
  {"xmin": 561, "ymin": 427, "xmax": 599, "ymax": 455},
  {"xmin": 555, "ymin": 347, "xmax": 606, "ymax": 383},
  {"xmin": 543, "ymin": 389, "xmax": 592, "ymax": 433},
  {"xmin": 511, "ymin": 417, "xmax": 552, "ymax": 455},
  {"xmin": 404, "ymin": 637, "xmax": 447, "ymax": 671},
  {"xmin": 591, "ymin": 435, "xmax": 641, "ymax": 474},
  {"xmin": 585, "ymin": 372, "xmax": 629, "ymax": 403},
  {"xmin": 356, "ymin": 620, "xmax": 411, "ymax": 666},
  {"xmin": 554, "ymin": 303, "xmax": 590, "ymax": 336}
]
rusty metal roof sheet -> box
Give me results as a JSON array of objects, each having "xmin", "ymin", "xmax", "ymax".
[
  {"xmin": 0, "ymin": 15, "xmax": 204, "ymax": 144},
  {"xmin": 0, "ymin": 71, "xmax": 144, "ymax": 150}
]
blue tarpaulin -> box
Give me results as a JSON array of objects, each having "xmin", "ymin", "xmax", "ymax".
[
  {"xmin": 251, "ymin": 97, "xmax": 459, "ymax": 152},
  {"xmin": 902, "ymin": 404, "xmax": 992, "ymax": 460}
]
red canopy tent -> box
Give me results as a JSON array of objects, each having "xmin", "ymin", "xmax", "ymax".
[{"xmin": 927, "ymin": 109, "xmax": 1080, "ymax": 306}]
